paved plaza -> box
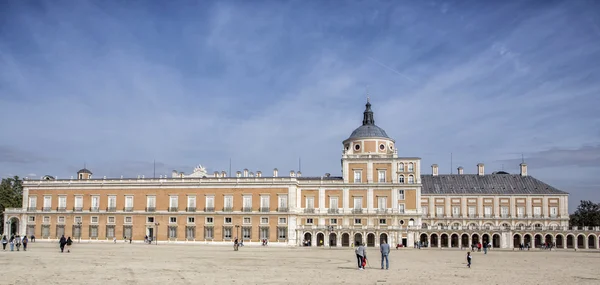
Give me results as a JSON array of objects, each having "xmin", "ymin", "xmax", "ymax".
[{"xmin": 1, "ymin": 242, "xmax": 599, "ymax": 284}]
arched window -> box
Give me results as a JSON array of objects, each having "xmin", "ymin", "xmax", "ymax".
[
  {"xmin": 502, "ymin": 223, "xmax": 510, "ymax": 229},
  {"xmin": 408, "ymin": 163, "xmax": 414, "ymax": 172},
  {"xmin": 399, "ymin": 163, "xmax": 405, "ymax": 172},
  {"xmin": 408, "ymin": 175, "xmax": 414, "ymax": 184},
  {"xmin": 398, "ymin": 175, "xmax": 405, "ymax": 183}
]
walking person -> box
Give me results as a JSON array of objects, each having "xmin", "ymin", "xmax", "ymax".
[
  {"xmin": 9, "ymin": 235, "xmax": 15, "ymax": 251},
  {"xmin": 59, "ymin": 235, "xmax": 67, "ymax": 253},
  {"xmin": 380, "ymin": 240, "xmax": 390, "ymax": 270},
  {"xmin": 22, "ymin": 236, "xmax": 28, "ymax": 251},
  {"xmin": 15, "ymin": 235, "xmax": 21, "ymax": 251},
  {"xmin": 2, "ymin": 235, "xmax": 7, "ymax": 251},
  {"xmin": 483, "ymin": 242, "xmax": 487, "ymax": 254},
  {"xmin": 355, "ymin": 242, "xmax": 367, "ymax": 270},
  {"xmin": 467, "ymin": 252, "xmax": 472, "ymax": 268},
  {"xmin": 66, "ymin": 237, "xmax": 73, "ymax": 253}
]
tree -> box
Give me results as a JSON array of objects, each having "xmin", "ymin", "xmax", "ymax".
[
  {"xmin": 569, "ymin": 200, "xmax": 600, "ymax": 227},
  {"xmin": 0, "ymin": 176, "xmax": 23, "ymax": 234}
]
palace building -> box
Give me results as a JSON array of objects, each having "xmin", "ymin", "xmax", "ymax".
[{"xmin": 4, "ymin": 100, "xmax": 600, "ymax": 249}]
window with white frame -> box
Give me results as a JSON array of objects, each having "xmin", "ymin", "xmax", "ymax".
[
  {"xmin": 378, "ymin": 170, "xmax": 386, "ymax": 182},
  {"xmin": 225, "ymin": 217, "xmax": 232, "ymax": 224},
  {"xmin": 107, "ymin": 196, "xmax": 116, "ymax": 209},
  {"xmin": 398, "ymin": 203, "xmax": 405, "ymax": 213},
  {"xmin": 57, "ymin": 196, "xmax": 66, "ymax": 209},
  {"xmin": 124, "ymin": 196, "xmax": 133, "ymax": 209},
  {"xmin": 224, "ymin": 195, "xmax": 233, "ymax": 210},
  {"xmin": 107, "ymin": 216, "xmax": 115, "ymax": 224},
  {"xmin": 43, "ymin": 216, "xmax": 50, "ymax": 223},
  {"xmin": 330, "ymin": 218, "xmax": 337, "ymax": 225},
  {"xmin": 260, "ymin": 195, "xmax": 270, "ymax": 209},
  {"xmin": 398, "ymin": 190, "xmax": 405, "ymax": 200},
  {"xmin": 243, "ymin": 195, "xmax": 252, "ymax": 209},
  {"xmin": 399, "ymin": 163, "xmax": 404, "ymax": 172},
  {"xmin": 354, "ymin": 218, "xmax": 362, "ymax": 225},
  {"xmin": 169, "ymin": 226, "xmax": 177, "ymax": 238},
  {"xmin": 43, "ymin": 196, "xmax": 51, "ymax": 208},
  {"xmin": 379, "ymin": 219, "xmax": 386, "ymax": 225},
  {"xmin": 243, "ymin": 217, "xmax": 251, "ymax": 224},
  {"xmin": 206, "ymin": 196, "xmax": 215, "ymax": 209},
  {"xmin": 106, "ymin": 226, "xmax": 115, "ymax": 238},
  {"xmin": 205, "ymin": 227, "xmax": 214, "ymax": 239},
  {"xmin": 306, "ymin": 218, "xmax": 313, "ymax": 224},
  {"xmin": 278, "ymin": 217, "xmax": 286, "ymax": 224},
  {"xmin": 91, "ymin": 196, "xmax": 100, "ymax": 210},
  {"xmin": 517, "ymin": 206, "xmax": 525, "ymax": 217},
  {"xmin": 260, "ymin": 227, "xmax": 269, "ymax": 239},
  {"xmin": 187, "ymin": 217, "xmax": 195, "ymax": 224},
  {"xmin": 329, "ymin": 196, "xmax": 339, "ymax": 209},
  {"xmin": 242, "ymin": 227, "xmax": 251, "ymax": 239},
  {"xmin": 550, "ymin": 207, "xmax": 558, "ymax": 217},
  {"xmin": 278, "ymin": 227, "xmax": 286, "ymax": 239},
  {"xmin": 28, "ymin": 196, "xmax": 37, "ymax": 209},
  {"xmin": 408, "ymin": 175, "xmax": 414, "ymax": 184},
  {"xmin": 91, "ymin": 216, "xmax": 99, "ymax": 223},
  {"xmin": 206, "ymin": 217, "xmax": 214, "ymax": 224},
  {"xmin": 146, "ymin": 196, "xmax": 156, "ymax": 209},
  {"xmin": 353, "ymin": 197, "xmax": 362, "ymax": 209},
  {"xmin": 484, "ymin": 206, "xmax": 492, "ymax": 217},
  {"xmin": 306, "ymin": 196, "xmax": 315, "ymax": 209},
  {"xmin": 436, "ymin": 206, "xmax": 444, "ymax": 216},
  {"xmin": 28, "ymin": 216, "xmax": 35, "ymax": 222},
  {"xmin": 147, "ymin": 217, "xmax": 155, "ymax": 223},
  {"xmin": 377, "ymin": 197, "xmax": 387, "ymax": 210},
  {"xmin": 169, "ymin": 196, "xmax": 178, "ymax": 209},
  {"xmin": 398, "ymin": 175, "xmax": 405, "ymax": 183},
  {"xmin": 187, "ymin": 196, "xmax": 196, "ymax": 209},
  {"xmin": 408, "ymin": 163, "xmax": 414, "ymax": 172},
  {"xmin": 124, "ymin": 216, "xmax": 132, "ymax": 224},
  {"xmin": 74, "ymin": 216, "xmax": 81, "ymax": 224},
  {"xmin": 74, "ymin": 196, "xmax": 83, "ymax": 209},
  {"xmin": 501, "ymin": 206, "xmax": 509, "ymax": 217},
  {"xmin": 452, "ymin": 206, "xmax": 460, "ymax": 217},
  {"xmin": 278, "ymin": 195, "xmax": 288, "ymax": 210},
  {"xmin": 170, "ymin": 217, "xmax": 177, "ymax": 223},
  {"xmin": 261, "ymin": 217, "xmax": 269, "ymax": 224},
  {"xmin": 533, "ymin": 206, "xmax": 542, "ymax": 217},
  {"xmin": 223, "ymin": 227, "xmax": 232, "ymax": 239},
  {"xmin": 468, "ymin": 206, "xmax": 476, "ymax": 217},
  {"xmin": 353, "ymin": 170, "xmax": 362, "ymax": 182},
  {"xmin": 58, "ymin": 216, "xmax": 65, "ymax": 223},
  {"xmin": 422, "ymin": 205, "xmax": 428, "ymax": 216}
]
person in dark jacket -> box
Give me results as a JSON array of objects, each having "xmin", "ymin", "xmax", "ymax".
[
  {"xmin": 66, "ymin": 237, "xmax": 73, "ymax": 253},
  {"xmin": 59, "ymin": 235, "xmax": 67, "ymax": 253},
  {"xmin": 1, "ymin": 236, "xmax": 7, "ymax": 251},
  {"xmin": 22, "ymin": 236, "xmax": 28, "ymax": 251}
]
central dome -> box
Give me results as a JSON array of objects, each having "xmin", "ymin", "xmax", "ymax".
[{"xmin": 347, "ymin": 99, "xmax": 390, "ymax": 139}]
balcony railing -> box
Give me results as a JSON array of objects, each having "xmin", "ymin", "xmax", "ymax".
[
  {"xmin": 242, "ymin": 207, "xmax": 253, "ymax": 212},
  {"xmin": 73, "ymin": 207, "xmax": 83, "ymax": 212},
  {"xmin": 168, "ymin": 207, "xmax": 178, "ymax": 212},
  {"xmin": 222, "ymin": 207, "xmax": 233, "ymax": 212},
  {"xmin": 484, "ymin": 214, "xmax": 492, "ymax": 218},
  {"xmin": 123, "ymin": 207, "xmax": 133, "ymax": 212},
  {"xmin": 146, "ymin": 207, "xmax": 155, "ymax": 212},
  {"xmin": 57, "ymin": 207, "xmax": 67, "ymax": 212},
  {"xmin": 304, "ymin": 208, "xmax": 315, "ymax": 214},
  {"xmin": 90, "ymin": 207, "xmax": 100, "ymax": 212},
  {"xmin": 106, "ymin": 207, "xmax": 117, "ymax": 212},
  {"xmin": 328, "ymin": 208, "xmax": 339, "ymax": 214},
  {"xmin": 259, "ymin": 207, "xmax": 270, "ymax": 213},
  {"xmin": 204, "ymin": 207, "xmax": 215, "ymax": 212},
  {"xmin": 376, "ymin": 209, "xmax": 388, "ymax": 214},
  {"xmin": 277, "ymin": 207, "xmax": 288, "ymax": 213},
  {"xmin": 42, "ymin": 207, "xmax": 51, "ymax": 212},
  {"xmin": 352, "ymin": 209, "xmax": 363, "ymax": 214},
  {"xmin": 186, "ymin": 207, "xmax": 196, "ymax": 212},
  {"xmin": 27, "ymin": 207, "xmax": 37, "ymax": 212},
  {"xmin": 452, "ymin": 214, "xmax": 460, "ymax": 218}
]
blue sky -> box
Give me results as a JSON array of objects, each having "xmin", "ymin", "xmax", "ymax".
[{"xmin": 1, "ymin": 1, "xmax": 599, "ymax": 211}]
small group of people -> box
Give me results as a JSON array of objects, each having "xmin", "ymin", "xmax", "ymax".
[
  {"xmin": 2, "ymin": 235, "xmax": 29, "ymax": 251},
  {"xmin": 354, "ymin": 240, "xmax": 391, "ymax": 270},
  {"xmin": 541, "ymin": 242, "xmax": 556, "ymax": 250},
  {"xmin": 144, "ymin": 235, "xmax": 153, "ymax": 244},
  {"xmin": 470, "ymin": 242, "xmax": 492, "ymax": 253},
  {"xmin": 261, "ymin": 239, "xmax": 268, "ymax": 246},
  {"xmin": 59, "ymin": 235, "xmax": 73, "ymax": 253},
  {"xmin": 518, "ymin": 242, "xmax": 531, "ymax": 250}
]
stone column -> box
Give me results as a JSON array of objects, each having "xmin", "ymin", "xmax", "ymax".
[
  {"xmin": 445, "ymin": 197, "xmax": 451, "ymax": 218},
  {"xmin": 461, "ymin": 197, "xmax": 467, "ymax": 218},
  {"xmin": 429, "ymin": 197, "xmax": 435, "ymax": 218},
  {"xmin": 319, "ymin": 187, "xmax": 325, "ymax": 214},
  {"xmin": 542, "ymin": 197, "xmax": 548, "ymax": 219},
  {"xmin": 478, "ymin": 196, "xmax": 484, "ymax": 218},
  {"xmin": 367, "ymin": 188, "xmax": 374, "ymax": 213},
  {"xmin": 343, "ymin": 188, "xmax": 349, "ymax": 214},
  {"xmin": 427, "ymin": 235, "xmax": 431, "ymax": 248},
  {"xmin": 526, "ymin": 197, "xmax": 532, "ymax": 218},
  {"xmin": 311, "ymin": 231, "xmax": 316, "ymax": 247},
  {"xmin": 511, "ymin": 197, "xmax": 516, "ymax": 219},
  {"xmin": 494, "ymin": 197, "xmax": 500, "ymax": 218},
  {"xmin": 458, "ymin": 235, "xmax": 462, "ymax": 248}
]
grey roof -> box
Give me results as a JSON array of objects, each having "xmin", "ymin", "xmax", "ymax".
[
  {"xmin": 421, "ymin": 174, "xmax": 568, "ymax": 195},
  {"xmin": 77, "ymin": 168, "xmax": 92, "ymax": 174},
  {"xmin": 349, "ymin": 125, "xmax": 390, "ymax": 139}
]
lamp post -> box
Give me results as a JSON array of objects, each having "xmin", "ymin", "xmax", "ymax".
[
  {"xmin": 154, "ymin": 222, "xmax": 159, "ymax": 245},
  {"xmin": 77, "ymin": 222, "xmax": 82, "ymax": 243}
]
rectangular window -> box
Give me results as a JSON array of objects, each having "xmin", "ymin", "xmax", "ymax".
[
  {"xmin": 170, "ymin": 217, "xmax": 177, "ymax": 223},
  {"xmin": 28, "ymin": 196, "xmax": 37, "ymax": 209},
  {"xmin": 377, "ymin": 197, "xmax": 387, "ymax": 210},
  {"xmin": 187, "ymin": 196, "xmax": 196, "ymax": 209},
  {"xmin": 147, "ymin": 196, "xmax": 156, "ymax": 209},
  {"xmin": 223, "ymin": 227, "xmax": 232, "ymax": 239},
  {"xmin": 550, "ymin": 207, "xmax": 558, "ymax": 217},
  {"xmin": 452, "ymin": 206, "xmax": 460, "ymax": 217},
  {"xmin": 91, "ymin": 216, "xmax": 99, "ymax": 223},
  {"xmin": 204, "ymin": 227, "xmax": 214, "ymax": 239},
  {"xmin": 501, "ymin": 206, "xmax": 509, "ymax": 217},
  {"xmin": 353, "ymin": 170, "xmax": 362, "ymax": 183},
  {"xmin": 408, "ymin": 163, "xmax": 414, "ymax": 172},
  {"xmin": 306, "ymin": 197, "xmax": 315, "ymax": 209},
  {"xmin": 378, "ymin": 170, "xmax": 386, "ymax": 182},
  {"xmin": 330, "ymin": 218, "xmax": 337, "ymax": 225},
  {"xmin": 124, "ymin": 216, "xmax": 132, "ymax": 224},
  {"xmin": 147, "ymin": 217, "xmax": 155, "ymax": 223},
  {"xmin": 125, "ymin": 196, "xmax": 133, "ymax": 209},
  {"xmin": 306, "ymin": 218, "xmax": 313, "ymax": 224},
  {"xmin": 206, "ymin": 217, "xmax": 213, "ymax": 224},
  {"xmin": 243, "ymin": 217, "xmax": 251, "ymax": 224},
  {"xmin": 170, "ymin": 196, "xmax": 178, "ymax": 208},
  {"xmin": 354, "ymin": 218, "xmax": 362, "ymax": 225},
  {"xmin": 260, "ymin": 195, "xmax": 270, "ymax": 209},
  {"xmin": 74, "ymin": 196, "xmax": 83, "ymax": 209},
  {"xmin": 484, "ymin": 206, "xmax": 492, "ymax": 217},
  {"xmin": 43, "ymin": 196, "xmax": 52, "ymax": 208},
  {"xmin": 106, "ymin": 226, "xmax": 115, "ymax": 238},
  {"xmin": 398, "ymin": 203, "xmax": 405, "ymax": 214},
  {"xmin": 533, "ymin": 206, "xmax": 542, "ymax": 217},
  {"xmin": 468, "ymin": 206, "xmax": 476, "ymax": 217},
  {"xmin": 169, "ymin": 227, "xmax": 177, "ymax": 238},
  {"xmin": 186, "ymin": 227, "xmax": 195, "ymax": 239},
  {"xmin": 225, "ymin": 217, "xmax": 232, "ymax": 224},
  {"xmin": 278, "ymin": 217, "xmax": 286, "ymax": 224},
  {"xmin": 261, "ymin": 217, "xmax": 269, "ymax": 224},
  {"xmin": 187, "ymin": 217, "xmax": 195, "ymax": 224},
  {"xmin": 260, "ymin": 227, "xmax": 269, "ymax": 239},
  {"xmin": 398, "ymin": 190, "xmax": 405, "ymax": 200},
  {"xmin": 379, "ymin": 219, "xmax": 386, "ymax": 225},
  {"xmin": 224, "ymin": 195, "xmax": 233, "ymax": 210},
  {"xmin": 58, "ymin": 196, "xmax": 66, "ymax": 209},
  {"xmin": 91, "ymin": 196, "xmax": 99, "ymax": 210},
  {"xmin": 108, "ymin": 196, "xmax": 116, "ymax": 209},
  {"xmin": 517, "ymin": 207, "xmax": 525, "ymax": 217},
  {"xmin": 43, "ymin": 216, "xmax": 50, "ymax": 223},
  {"xmin": 329, "ymin": 197, "xmax": 339, "ymax": 209},
  {"xmin": 436, "ymin": 206, "xmax": 444, "ymax": 216},
  {"xmin": 28, "ymin": 216, "xmax": 35, "ymax": 222},
  {"xmin": 398, "ymin": 175, "xmax": 405, "ymax": 183},
  {"xmin": 206, "ymin": 196, "xmax": 215, "ymax": 209},
  {"xmin": 58, "ymin": 216, "xmax": 65, "ymax": 223},
  {"xmin": 278, "ymin": 227, "xmax": 287, "ymax": 239},
  {"xmin": 278, "ymin": 195, "xmax": 288, "ymax": 210},
  {"xmin": 90, "ymin": 226, "xmax": 98, "ymax": 238},
  {"xmin": 353, "ymin": 197, "xmax": 362, "ymax": 209},
  {"xmin": 242, "ymin": 227, "xmax": 251, "ymax": 239},
  {"xmin": 243, "ymin": 195, "xmax": 252, "ymax": 209},
  {"xmin": 108, "ymin": 216, "xmax": 115, "ymax": 224},
  {"xmin": 422, "ymin": 206, "xmax": 428, "ymax": 216},
  {"xmin": 74, "ymin": 216, "xmax": 81, "ymax": 224}
]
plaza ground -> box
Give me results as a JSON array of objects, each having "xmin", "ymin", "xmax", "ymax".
[{"xmin": 1, "ymin": 242, "xmax": 599, "ymax": 285}]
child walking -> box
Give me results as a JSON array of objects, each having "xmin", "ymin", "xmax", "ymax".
[{"xmin": 467, "ymin": 252, "xmax": 472, "ymax": 268}]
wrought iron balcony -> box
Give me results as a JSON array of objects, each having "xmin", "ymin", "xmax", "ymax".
[
  {"xmin": 352, "ymin": 209, "xmax": 363, "ymax": 214},
  {"xmin": 146, "ymin": 207, "xmax": 156, "ymax": 212},
  {"xmin": 90, "ymin": 207, "xmax": 100, "ymax": 212},
  {"xmin": 168, "ymin": 207, "xmax": 178, "ymax": 212},
  {"xmin": 304, "ymin": 208, "xmax": 315, "ymax": 214},
  {"xmin": 327, "ymin": 208, "xmax": 339, "ymax": 214},
  {"xmin": 376, "ymin": 209, "xmax": 388, "ymax": 214},
  {"xmin": 222, "ymin": 207, "xmax": 233, "ymax": 212},
  {"xmin": 42, "ymin": 206, "xmax": 51, "ymax": 212},
  {"xmin": 204, "ymin": 207, "xmax": 215, "ymax": 212},
  {"xmin": 277, "ymin": 207, "xmax": 288, "ymax": 213},
  {"xmin": 106, "ymin": 207, "xmax": 117, "ymax": 212},
  {"xmin": 242, "ymin": 207, "xmax": 253, "ymax": 212},
  {"xmin": 123, "ymin": 207, "xmax": 133, "ymax": 212},
  {"xmin": 57, "ymin": 207, "xmax": 67, "ymax": 212},
  {"xmin": 186, "ymin": 207, "xmax": 196, "ymax": 212},
  {"xmin": 73, "ymin": 207, "xmax": 83, "ymax": 212},
  {"xmin": 27, "ymin": 207, "xmax": 37, "ymax": 212},
  {"xmin": 259, "ymin": 207, "xmax": 270, "ymax": 213}
]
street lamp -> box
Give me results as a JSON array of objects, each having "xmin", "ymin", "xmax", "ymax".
[
  {"xmin": 154, "ymin": 222, "xmax": 159, "ymax": 245},
  {"xmin": 77, "ymin": 222, "xmax": 82, "ymax": 243}
]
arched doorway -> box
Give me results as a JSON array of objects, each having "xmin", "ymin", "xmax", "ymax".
[
  {"xmin": 441, "ymin": 234, "xmax": 449, "ymax": 247},
  {"xmin": 430, "ymin": 234, "xmax": 439, "ymax": 247},
  {"xmin": 577, "ymin": 235, "xmax": 585, "ymax": 248},
  {"xmin": 354, "ymin": 233, "xmax": 363, "ymax": 246},
  {"xmin": 420, "ymin": 233, "xmax": 428, "ymax": 247},
  {"xmin": 451, "ymin": 234, "xmax": 459, "ymax": 248},
  {"xmin": 329, "ymin": 233, "xmax": 337, "ymax": 247},
  {"xmin": 341, "ymin": 233, "xmax": 350, "ymax": 247},
  {"xmin": 545, "ymin": 234, "xmax": 553, "ymax": 246},
  {"xmin": 472, "ymin": 234, "xmax": 480, "ymax": 245},
  {"xmin": 461, "ymin": 234, "xmax": 469, "ymax": 248},
  {"xmin": 566, "ymin": 235, "xmax": 574, "ymax": 248},
  {"xmin": 513, "ymin": 234, "xmax": 521, "ymax": 248},
  {"xmin": 492, "ymin": 234, "xmax": 501, "ymax": 248},
  {"xmin": 588, "ymin": 235, "xmax": 597, "ymax": 249},
  {"xmin": 6, "ymin": 217, "xmax": 19, "ymax": 237},
  {"xmin": 367, "ymin": 233, "xmax": 376, "ymax": 247},
  {"xmin": 408, "ymin": 218, "xmax": 414, "ymax": 226},
  {"xmin": 555, "ymin": 235, "xmax": 564, "ymax": 248},
  {"xmin": 482, "ymin": 234, "xmax": 490, "ymax": 245},
  {"xmin": 303, "ymin": 232, "xmax": 312, "ymax": 246},
  {"xmin": 524, "ymin": 234, "xmax": 532, "ymax": 247},
  {"xmin": 316, "ymin": 232, "xmax": 325, "ymax": 247},
  {"xmin": 534, "ymin": 234, "xmax": 542, "ymax": 248},
  {"xmin": 379, "ymin": 233, "xmax": 388, "ymax": 245}
]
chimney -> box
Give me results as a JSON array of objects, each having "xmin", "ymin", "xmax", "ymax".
[
  {"xmin": 477, "ymin": 163, "xmax": 485, "ymax": 176},
  {"xmin": 243, "ymin": 169, "xmax": 249, "ymax": 177},
  {"xmin": 297, "ymin": 171, "xmax": 302, "ymax": 177},
  {"xmin": 256, "ymin": 171, "xmax": 262, "ymax": 177},
  {"xmin": 273, "ymin": 168, "xmax": 278, "ymax": 177},
  {"xmin": 520, "ymin": 163, "xmax": 528, "ymax": 177},
  {"xmin": 221, "ymin": 171, "xmax": 227, "ymax": 177},
  {"xmin": 457, "ymin": 166, "xmax": 464, "ymax": 175},
  {"xmin": 431, "ymin": 164, "xmax": 439, "ymax": 176},
  {"xmin": 290, "ymin": 170, "xmax": 296, "ymax": 177},
  {"xmin": 236, "ymin": 171, "xmax": 242, "ymax": 178},
  {"xmin": 172, "ymin": 170, "xmax": 178, "ymax": 178},
  {"xmin": 249, "ymin": 172, "xmax": 254, "ymax": 177},
  {"xmin": 213, "ymin": 171, "xmax": 219, "ymax": 178}
]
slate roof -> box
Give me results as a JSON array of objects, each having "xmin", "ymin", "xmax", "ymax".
[
  {"xmin": 77, "ymin": 168, "xmax": 92, "ymax": 174},
  {"xmin": 348, "ymin": 125, "xmax": 390, "ymax": 139},
  {"xmin": 421, "ymin": 174, "xmax": 568, "ymax": 195}
]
